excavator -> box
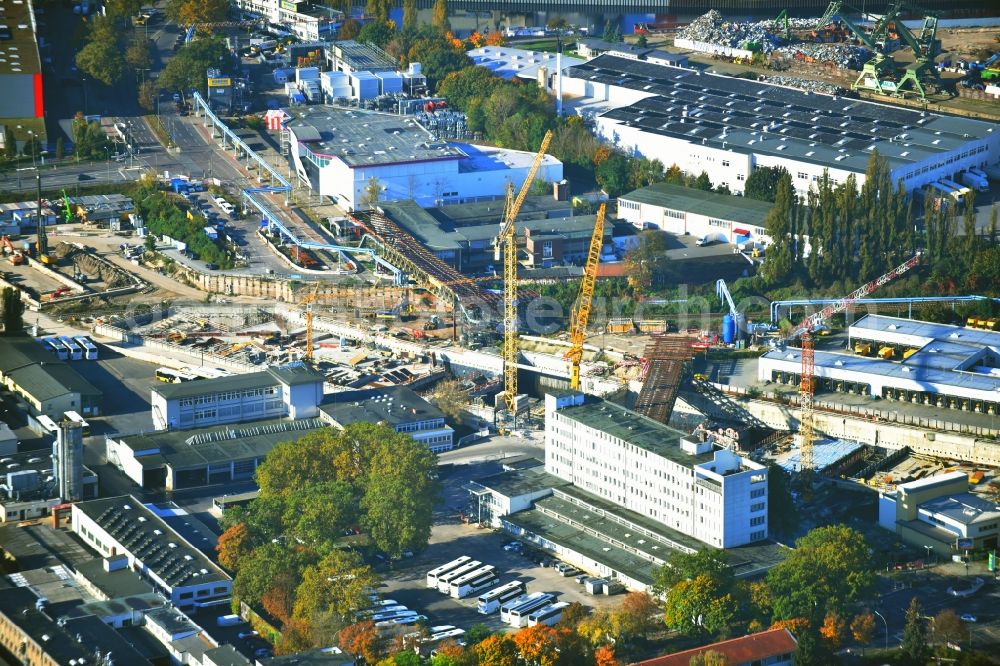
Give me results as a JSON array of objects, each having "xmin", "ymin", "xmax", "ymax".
[{"xmin": 1, "ymin": 236, "xmax": 24, "ymax": 265}]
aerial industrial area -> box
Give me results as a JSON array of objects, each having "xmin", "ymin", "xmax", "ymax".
[{"xmin": 0, "ymin": 0, "xmax": 998, "ymax": 662}]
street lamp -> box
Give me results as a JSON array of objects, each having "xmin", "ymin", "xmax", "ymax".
[
  {"xmin": 872, "ymin": 609, "xmax": 888, "ymax": 650},
  {"xmin": 923, "ymin": 544, "xmax": 935, "ymax": 567},
  {"xmin": 103, "ymin": 146, "xmax": 112, "ymax": 182},
  {"xmin": 27, "ymin": 130, "xmax": 36, "ymax": 168}
]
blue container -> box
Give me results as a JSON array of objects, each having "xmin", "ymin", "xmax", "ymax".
[{"xmin": 722, "ymin": 314, "xmax": 736, "ymax": 345}]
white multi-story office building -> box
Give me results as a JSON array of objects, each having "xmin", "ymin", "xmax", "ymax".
[
  {"xmin": 544, "ymin": 392, "xmax": 768, "ymax": 548},
  {"xmin": 151, "ymin": 365, "xmax": 325, "ymax": 431}
]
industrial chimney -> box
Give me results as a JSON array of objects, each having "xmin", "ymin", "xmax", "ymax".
[{"xmin": 54, "ymin": 421, "xmax": 84, "ymax": 502}]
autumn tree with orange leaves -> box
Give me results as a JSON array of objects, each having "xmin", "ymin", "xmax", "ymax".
[
  {"xmin": 216, "ymin": 522, "xmax": 252, "ymax": 571},
  {"xmin": 474, "ymin": 634, "xmax": 519, "ymax": 666},
  {"xmin": 338, "ymin": 620, "xmax": 384, "ymax": 664}
]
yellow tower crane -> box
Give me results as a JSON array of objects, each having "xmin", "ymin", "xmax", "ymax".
[
  {"xmin": 565, "ymin": 202, "xmax": 606, "ymax": 391},
  {"xmin": 493, "ymin": 129, "xmax": 553, "ymax": 415},
  {"xmin": 302, "ymin": 281, "xmax": 321, "ymax": 363}
]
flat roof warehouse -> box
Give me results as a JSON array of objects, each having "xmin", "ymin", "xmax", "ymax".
[
  {"xmin": 287, "ymin": 108, "xmax": 466, "ymax": 168},
  {"xmin": 569, "ymin": 55, "xmax": 997, "ymax": 180}
]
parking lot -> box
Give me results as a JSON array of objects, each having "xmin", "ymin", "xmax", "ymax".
[{"xmin": 376, "ymin": 522, "xmax": 624, "ymax": 635}]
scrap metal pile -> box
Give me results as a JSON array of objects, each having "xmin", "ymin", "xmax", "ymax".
[
  {"xmin": 677, "ymin": 10, "xmax": 785, "ymax": 54},
  {"xmin": 763, "ymin": 75, "xmax": 846, "ymax": 94},
  {"xmin": 678, "ymin": 10, "xmax": 872, "ymax": 69},
  {"xmin": 773, "ymin": 42, "xmax": 872, "ymax": 69}
]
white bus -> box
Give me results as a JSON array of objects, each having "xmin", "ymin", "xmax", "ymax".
[
  {"xmin": 502, "ymin": 592, "xmax": 555, "ymax": 627},
  {"xmin": 450, "ymin": 565, "xmax": 498, "ymax": 599},
  {"xmin": 36, "ymin": 414, "xmax": 59, "ymax": 434},
  {"xmin": 426, "ymin": 556, "xmax": 471, "ymax": 589},
  {"xmin": 478, "ymin": 581, "xmax": 526, "ymax": 614},
  {"xmin": 63, "ymin": 410, "xmax": 90, "ymax": 436},
  {"xmin": 73, "ymin": 336, "xmax": 99, "ymax": 360},
  {"xmin": 370, "ymin": 609, "xmax": 419, "ymax": 623},
  {"xmin": 57, "ymin": 336, "xmax": 83, "ymax": 361},
  {"xmin": 185, "ymin": 366, "xmax": 232, "ymax": 379},
  {"xmin": 527, "ymin": 601, "xmax": 570, "ymax": 627},
  {"xmin": 418, "ymin": 628, "xmax": 466, "ymax": 653},
  {"xmin": 155, "ymin": 367, "xmax": 200, "ymax": 383},
  {"xmin": 436, "ymin": 560, "xmax": 482, "ymax": 594},
  {"xmin": 42, "ymin": 337, "xmax": 69, "ymax": 360}
]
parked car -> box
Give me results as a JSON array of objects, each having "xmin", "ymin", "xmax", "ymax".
[
  {"xmin": 238, "ymin": 630, "xmax": 259, "ymax": 640},
  {"xmin": 961, "ymin": 614, "xmax": 977, "ymax": 623}
]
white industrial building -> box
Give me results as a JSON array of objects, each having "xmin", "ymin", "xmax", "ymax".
[
  {"xmin": 879, "ymin": 471, "xmax": 1000, "ymax": 556},
  {"xmin": 284, "ymin": 106, "xmax": 563, "ymax": 211},
  {"xmin": 759, "ymin": 314, "xmax": 1000, "ymax": 413},
  {"xmin": 561, "ymin": 55, "xmax": 1000, "ymax": 197},
  {"xmin": 318, "ymin": 386, "xmax": 454, "ymax": 453},
  {"xmin": 618, "ymin": 182, "xmax": 773, "ymax": 245},
  {"xmin": 72, "ymin": 495, "xmax": 232, "ymax": 608},
  {"xmin": 150, "ymin": 365, "xmax": 325, "ymax": 431},
  {"xmin": 231, "ymin": 0, "xmax": 337, "ymax": 40},
  {"xmin": 469, "ymin": 393, "xmax": 777, "ymax": 591},
  {"xmin": 545, "ymin": 392, "xmax": 768, "ymax": 548}
]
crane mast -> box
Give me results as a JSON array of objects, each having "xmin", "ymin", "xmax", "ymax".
[
  {"xmin": 494, "ymin": 130, "xmax": 553, "ymax": 414},
  {"xmin": 794, "ymin": 254, "xmax": 919, "ymax": 483},
  {"xmin": 565, "ymin": 203, "xmax": 606, "ymax": 390}
]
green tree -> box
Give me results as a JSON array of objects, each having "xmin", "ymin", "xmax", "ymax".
[
  {"xmin": 595, "ymin": 153, "xmax": 630, "ymax": 197},
  {"xmin": 436, "ymin": 66, "xmax": 505, "ymax": 111},
  {"xmin": 1, "ymin": 287, "xmax": 25, "ymax": 335},
  {"xmin": 431, "ymin": 379, "xmax": 469, "ymax": 422},
  {"xmin": 143, "ymin": 234, "xmax": 157, "ymax": 252},
  {"xmin": 431, "ymin": 0, "xmax": 449, "ymax": 33},
  {"xmin": 158, "ymin": 38, "xmax": 230, "ymax": 96},
  {"xmin": 54, "ymin": 136, "xmax": 65, "ymax": 161},
  {"xmin": 688, "ymin": 650, "xmax": 729, "ymax": 666},
  {"xmin": 931, "ymin": 609, "xmax": 968, "ymax": 647},
  {"xmin": 361, "ymin": 431, "xmax": 441, "ymax": 557},
  {"xmin": 655, "ymin": 548, "xmax": 733, "ymax": 593},
  {"xmin": 291, "ymin": 550, "xmax": 378, "ymax": 636},
  {"xmin": 793, "ymin": 624, "xmax": 832, "ymax": 666},
  {"xmin": 126, "ymin": 39, "xmax": 153, "ymax": 70},
  {"xmin": 767, "ymin": 525, "xmax": 875, "ymax": 621},
  {"xmin": 361, "ymin": 176, "xmax": 383, "ymax": 209},
  {"xmin": 744, "ymin": 165, "xmax": 790, "ymax": 202},
  {"xmin": 282, "ymin": 481, "xmax": 358, "ymax": 548},
  {"xmin": 76, "ymin": 40, "xmax": 126, "ymax": 85},
  {"xmin": 72, "ymin": 113, "xmax": 110, "ymax": 159},
  {"xmin": 138, "ymin": 79, "xmax": 157, "ymax": 111},
  {"xmin": 692, "ymin": 171, "xmax": 713, "ymax": 191},
  {"xmin": 365, "ymin": 0, "xmax": 391, "ymax": 22},
  {"xmin": 339, "ymin": 18, "xmax": 361, "ymax": 40},
  {"xmin": 165, "ymin": 0, "xmax": 229, "ymax": 25},
  {"xmin": 3, "ymin": 128, "xmax": 17, "ymax": 160},
  {"xmin": 420, "ymin": 46, "xmax": 472, "ymax": 89},
  {"xmin": 402, "ymin": 0, "xmax": 417, "ymax": 31},
  {"xmin": 901, "ymin": 597, "xmax": 929, "ymax": 663},
  {"xmin": 767, "ymin": 463, "xmax": 798, "ymax": 535},
  {"xmin": 760, "ymin": 172, "xmax": 795, "ymax": 285},
  {"xmin": 232, "ymin": 542, "xmax": 310, "ymax": 607},
  {"xmin": 663, "ymin": 574, "xmax": 736, "ymax": 637},
  {"xmin": 624, "ymin": 229, "xmax": 669, "ymax": 294},
  {"xmin": 358, "ymin": 19, "xmax": 396, "ymax": 48}
]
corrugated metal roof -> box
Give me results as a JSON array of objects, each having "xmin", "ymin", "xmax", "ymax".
[{"xmin": 619, "ymin": 182, "xmax": 772, "ymax": 227}]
